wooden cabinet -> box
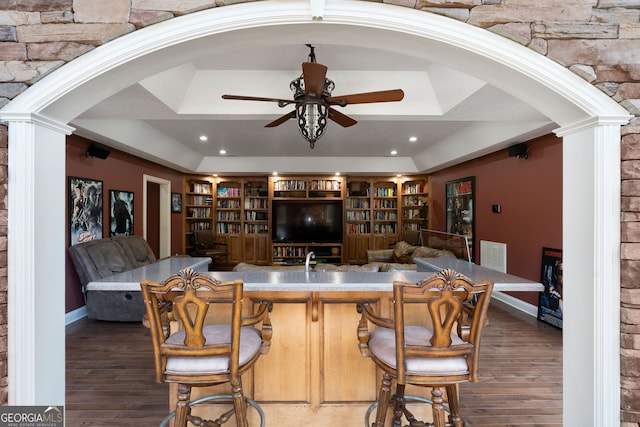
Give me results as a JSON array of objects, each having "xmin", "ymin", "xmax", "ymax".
[
  {"xmin": 182, "ymin": 290, "xmax": 436, "ymax": 425},
  {"xmin": 215, "ymin": 234, "xmax": 243, "ymax": 265},
  {"xmin": 345, "ymin": 179, "xmax": 371, "ymax": 264},
  {"xmin": 401, "ymin": 178, "xmax": 430, "ymax": 233},
  {"xmin": 345, "ymin": 234, "xmax": 370, "ymax": 264},
  {"xmin": 269, "ymin": 175, "xmax": 345, "ymax": 264},
  {"xmin": 243, "ymin": 179, "xmax": 269, "ymax": 265},
  {"xmin": 243, "ymin": 234, "xmax": 269, "ymax": 265},
  {"xmin": 215, "ymin": 179, "xmax": 242, "ymax": 234},
  {"xmin": 181, "ymin": 174, "xmax": 430, "ymax": 264},
  {"xmin": 371, "ymin": 179, "xmax": 399, "ymax": 249},
  {"xmin": 214, "ymin": 179, "xmax": 242, "ymax": 265},
  {"xmin": 272, "ymin": 243, "xmax": 342, "ymax": 265},
  {"xmin": 183, "ymin": 178, "xmax": 214, "ymax": 255},
  {"xmin": 270, "ymin": 176, "xmax": 344, "ymax": 199}
]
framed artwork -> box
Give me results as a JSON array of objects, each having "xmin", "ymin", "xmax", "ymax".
[
  {"xmin": 171, "ymin": 192, "xmax": 182, "ymax": 213},
  {"xmin": 537, "ymin": 247, "xmax": 563, "ymax": 329},
  {"xmin": 109, "ymin": 190, "xmax": 134, "ymax": 236},
  {"xmin": 69, "ymin": 176, "xmax": 103, "ymax": 245},
  {"xmin": 445, "ymin": 176, "xmax": 475, "ymax": 261}
]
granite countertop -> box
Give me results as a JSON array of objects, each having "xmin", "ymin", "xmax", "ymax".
[
  {"xmin": 87, "ymin": 257, "xmax": 542, "ymax": 293},
  {"xmin": 86, "ymin": 256, "xmax": 212, "ymax": 291},
  {"xmin": 415, "ymin": 257, "xmax": 543, "ymax": 291}
]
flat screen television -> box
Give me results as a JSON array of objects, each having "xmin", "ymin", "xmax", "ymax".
[{"xmin": 272, "ymin": 200, "xmax": 343, "ymax": 243}]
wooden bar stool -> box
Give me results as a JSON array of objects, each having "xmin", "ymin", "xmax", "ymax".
[
  {"xmin": 141, "ymin": 268, "xmax": 273, "ymax": 427},
  {"xmin": 357, "ymin": 268, "xmax": 493, "ymax": 427}
]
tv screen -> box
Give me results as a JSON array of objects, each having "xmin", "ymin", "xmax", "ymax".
[{"xmin": 272, "ymin": 200, "xmax": 343, "ymax": 243}]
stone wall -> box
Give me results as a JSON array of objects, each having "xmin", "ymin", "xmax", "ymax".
[{"xmin": 0, "ymin": 0, "xmax": 639, "ymax": 423}]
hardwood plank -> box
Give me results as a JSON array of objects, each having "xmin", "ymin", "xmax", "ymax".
[
  {"xmin": 66, "ymin": 320, "xmax": 168, "ymax": 427},
  {"xmin": 66, "ymin": 299, "xmax": 562, "ymax": 426}
]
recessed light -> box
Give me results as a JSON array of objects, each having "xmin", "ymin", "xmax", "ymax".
[
  {"xmin": 335, "ymin": 172, "xmax": 341, "ymax": 176},
  {"xmin": 272, "ymin": 171, "xmax": 278, "ymax": 176},
  {"xmin": 199, "ymin": 135, "xmax": 208, "ymax": 142},
  {"xmin": 213, "ymin": 174, "xmax": 218, "ymax": 177},
  {"xmin": 219, "ymin": 149, "xmax": 227, "ymax": 155},
  {"xmin": 390, "ymin": 150, "xmax": 398, "ymax": 156},
  {"xmin": 409, "ymin": 136, "xmax": 417, "ymax": 142}
]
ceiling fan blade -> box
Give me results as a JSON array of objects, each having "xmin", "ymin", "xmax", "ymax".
[
  {"xmin": 265, "ymin": 110, "xmax": 296, "ymax": 128},
  {"xmin": 222, "ymin": 94, "xmax": 295, "ymax": 106},
  {"xmin": 302, "ymin": 62, "xmax": 328, "ymax": 97},
  {"xmin": 326, "ymin": 89, "xmax": 405, "ymax": 105},
  {"xmin": 328, "ymin": 108, "xmax": 357, "ymax": 127}
]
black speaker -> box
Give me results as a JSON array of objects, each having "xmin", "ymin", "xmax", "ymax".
[
  {"xmin": 86, "ymin": 143, "xmax": 110, "ymax": 159},
  {"xmin": 508, "ymin": 143, "xmax": 528, "ymax": 159}
]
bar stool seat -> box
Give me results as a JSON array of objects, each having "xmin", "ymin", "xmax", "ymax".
[
  {"xmin": 141, "ymin": 268, "xmax": 273, "ymax": 427},
  {"xmin": 357, "ymin": 268, "xmax": 493, "ymax": 427}
]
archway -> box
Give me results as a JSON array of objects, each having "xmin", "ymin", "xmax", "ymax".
[{"xmin": 0, "ymin": 1, "xmax": 631, "ymax": 424}]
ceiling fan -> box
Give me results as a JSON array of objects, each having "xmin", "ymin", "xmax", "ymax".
[{"xmin": 222, "ymin": 45, "xmax": 405, "ymax": 149}]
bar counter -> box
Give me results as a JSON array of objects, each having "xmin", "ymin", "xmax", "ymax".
[
  {"xmin": 85, "ymin": 256, "xmax": 542, "ymax": 425},
  {"xmin": 206, "ymin": 268, "xmax": 542, "ymax": 292},
  {"xmin": 154, "ymin": 259, "xmax": 542, "ymax": 426},
  {"xmin": 87, "ymin": 257, "xmax": 543, "ymax": 293}
]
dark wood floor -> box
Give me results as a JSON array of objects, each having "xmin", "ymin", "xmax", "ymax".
[
  {"xmin": 459, "ymin": 301, "xmax": 563, "ymax": 426},
  {"xmin": 65, "ymin": 299, "xmax": 562, "ymax": 427}
]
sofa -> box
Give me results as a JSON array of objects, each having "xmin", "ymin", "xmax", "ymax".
[
  {"xmin": 68, "ymin": 235, "xmax": 157, "ymax": 322},
  {"xmin": 366, "ymin": 240, "xmax": 458, "ymax": 265},
  {"xmin": 234, "ymin": 238, "xmax": 461, "ymax": 273}
]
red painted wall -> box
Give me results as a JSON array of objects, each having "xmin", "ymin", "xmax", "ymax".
[
  {"xmin": 430, "ymin": 134, "xmax": 562, "ymax": 305},
  {"xmin": 65, "ymin": 135, "xmax": 184, "ymax": 314},
  {"xmin": 65, "ymin": 133, "xmax": 561, "ymax": 313}
]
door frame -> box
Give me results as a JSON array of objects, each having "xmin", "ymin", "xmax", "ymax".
[{"xmin": 143, "ymin": 174, "xmax": 171, "ymax": 259}]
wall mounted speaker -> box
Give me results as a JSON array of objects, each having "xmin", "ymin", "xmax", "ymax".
[
  {"xmin": 508, "ymin": 143, "xmax": 528, "ymax": 159},
  {"xmin": 86, "ymin": 143, "xmax": 110, "ymax": 159}
]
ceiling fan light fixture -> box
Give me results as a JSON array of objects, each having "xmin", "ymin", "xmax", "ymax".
[
  {"xmin": 296, "ymin": 101, "xmax": 328, "ymax": 149},
  {"xmin": 222, "ymin": 45, "xmax": 403, "ymax": 150}
]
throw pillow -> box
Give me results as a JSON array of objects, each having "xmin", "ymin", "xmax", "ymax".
[{"xmin": 393, "ymin": 241, "xmax": 416, "ymax": 264}]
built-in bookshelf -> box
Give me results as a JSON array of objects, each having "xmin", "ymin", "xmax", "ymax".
[
  {"xmin": 243, "ymin": 180, "xmax": 269, "ymax": 234},
  {"xmin": 401, "ymin": 178, "xmax": 430, "ymax": 232},
  {"xmin": 272, "ymin": 176, "xmax": 343, "ymax": 199},
  {"xmin": 182, "ymin": 174, "xmax": 429, "ymax": 265},
  {"xmin": 184, "ymin": 178, "xmax": 214, "ymax": 254},
  {"xmin": 215, "ymin": 180, "xmax": 242, "ymax": 234},
  {"xmin": 269, "ymin": 176, "xmax": 345, "ymax": 264},
  {"xmin": 346, "ymin": 180, "xmax": 371, "ymax": 234},
  {"xmin": 345, "ymin": 179, "xmax": 372, "ymax": 263},
  {"xmin": 272, "ymin": 243, "xmax": 342, "ymax": 265},
  {"xmin": 372, "ymin": 180, "xmax": 398, "ymax": 235}
]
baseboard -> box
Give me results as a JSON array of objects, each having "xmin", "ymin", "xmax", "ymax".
[
  {"xmin": 65, "ymin": 306, "xmax": 88, "ymax": 325},
  {"xmin": 491, "ymin": 291, "xmax": 538, "ymax": 318}
]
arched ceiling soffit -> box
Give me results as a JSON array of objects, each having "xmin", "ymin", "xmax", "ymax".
[{"xmin": 3, "ymin": 0, "xmax": 628, "ymax": 174}]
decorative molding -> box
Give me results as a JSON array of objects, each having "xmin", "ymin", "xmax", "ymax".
[
  {"xmin": 65, "ymin": 307, "xmax": 88, "ymax": 326},
  {"xmin": 310, "ymin": 0, "xmax": 325, "ymax": 20}
]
